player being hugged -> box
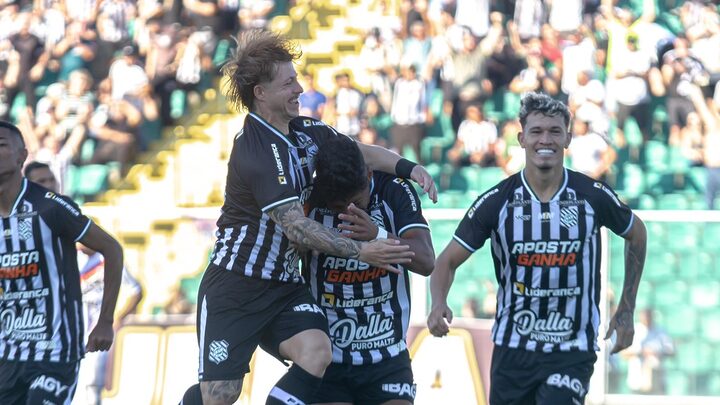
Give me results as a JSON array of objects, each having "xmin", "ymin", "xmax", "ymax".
[{"xmin": 305, "ymin": 135, "xmax": 434, "ymax": 405}]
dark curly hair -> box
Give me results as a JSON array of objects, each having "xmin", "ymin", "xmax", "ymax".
[
  {"xmin": 311, "ymin": 136, "xmax": 369, "ymax": 208},
  {"xmin": 518, "ymin": 92, "xmax": 571, "ymax": 131},
  {"xmin": 222, "ymin": 29, "xmax": 302, "ymax": 111}
]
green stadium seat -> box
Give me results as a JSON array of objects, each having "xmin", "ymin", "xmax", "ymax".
[
  {"xmin": 654, "ymin": 280, "xmax": 687, "ymax": 308},
  {"xmin": 660, "ymin": 306, "xmax": 695, "ymax": 338},
  {"xmin": 644, "ymin": 140, "xmax": 668, "ymax": 172},
  {"xmin": 665, "ymin": 222, "xmax": 699, "ymax": 251},
  {"xmin": 665, "ymin": 369, "xmax": 690, "ymax": 396},
  {"xmin": 643, "ymin": 251, "xmax": 676, "ymax": 282},
  {"xmin": 689, "ymin": 282, "xmax": 720, "ymax": 309},
  {"xmin": 677, "ymin": 339, "xmax": 715, "ymax": 374},
  {"xmin": 637, "ymin": 194, "xmax": 656, "ymax": 210},
  {"xmin": 668, "ymin": 146, "xmax": 690, "ymax": 174},
  {"xmin": 620, "ymin": 163, "xmax": 645, "ymax": 199},
  {"xmin": 688, "ymin": 166, "xmax": 707, "ymax": 192},
  {"xmin": 701, "ymin": 223, "xmax": 720, "ymax": 250},
  {"xmin": 477, "ymin": 167, "xmax": 506, "ymax": 193},
  {"xmin": 503, "ymin": 91, "xmax": 521, "ymax": 119},
  {"xmin": 700, "ymin": 310, "xmax": 720, "ymax": 343},
  {"xmin": 645, "ymin": 221, "xmax": 666, "ymax": 250},
  {"xmin": 656, "ymin": 194, "xmax": 690, "ymax": 210},
  {"xmin": 624, "ymin": 117, "xmax": 644, "ymax": 148}
]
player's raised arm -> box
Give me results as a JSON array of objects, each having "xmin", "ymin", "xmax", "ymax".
[
  {"xmin": 356, "ymin": 142, "xmax": 438, "ymax": 203},
  {"xmin": 268, "ymin": 200, "xmax": 414, "ymax": 273},
  {"xmin": 427, "ymin": 240, "xmax": 473, "ymax": 337},
  {"xmin": 605, "ymin": 214, "xmax": 647, "ymax": 354}
]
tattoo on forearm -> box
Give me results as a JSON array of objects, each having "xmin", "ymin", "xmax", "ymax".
[
  {"xmin": 269, "ymin": 203, "xmax": 361, "ymax": 259},
  {"xmin": 206, "ymin": 380, "xmax": 242, "ymax": 402},
  {"xmin": 620, "ymin": 238, "xmax": 646, "ymax": 309}
]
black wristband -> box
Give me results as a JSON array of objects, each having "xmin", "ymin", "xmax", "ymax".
[{"xmin": 395, "ymin": 158, "xmax": 417, "ymax": 178}]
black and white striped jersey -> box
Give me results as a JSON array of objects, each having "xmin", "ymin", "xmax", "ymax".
[
  {"xmin": 209, "ymin": 113, "xmax": 337, "ymax": 283},
  {"xmin": 454, "ymin": 168, "xmax": 633, "ymax": 353},
  {"xmin": 306, "ymin": 173, "xmax": 429, "ymax": 365},
  {"xmin": 0, "ymin": 179, "xmax": 92, "ymax": 363}
]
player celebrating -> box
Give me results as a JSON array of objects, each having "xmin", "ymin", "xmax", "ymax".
[
  {"xmin": 306, "ymin": 135, "xmax": 434, "ymax": 405},
  {"xmin": 0, "ymin": 121, "xmax": 124, "ymax": 404},
  {"xmin": 181, "ymin": 29, "xmax": 437, "ymax": 405},
  {"xmin": 427, "ymin": 93, "xmax": 647, "ymax": 405}
]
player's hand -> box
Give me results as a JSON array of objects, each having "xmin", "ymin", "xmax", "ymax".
[
  {"xmin": 338, "ymin": 203, "xmax": 379, "ymax": 241},
  {"xmin": 427, "ymin": 303, "xmax": 453, "ymax": 337},
  {"xmin": 605, "ymin": 307, "xmax": 635, "ymax": 354},
  {"xmin": 410, "ymin": 165, "xmax": 438, "ymax": 203},
  {"xmin": 86, "ymin": 319, "xmax": 115, "ymax": 352},
  {"xmin": 358, "ymin": 239, "xmax": 413, "ymax": 274}
]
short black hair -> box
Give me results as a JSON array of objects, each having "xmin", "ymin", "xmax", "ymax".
[
  {"xmin": 311, "ymin": 136, "xmax": 368, "ymax": 208},
  {"xmin": 24, "ymin": 161, "xmax": 50, "ymax": 178},
  {"xmin": 0, "ymin": 120, "xmax": 25, "ymax": 147}
]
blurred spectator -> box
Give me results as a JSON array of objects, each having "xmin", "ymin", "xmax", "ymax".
[
  {"xmin": 238, "ymin": 0, "xmax": 276, "ymax": 30},
  {"xmin": 95, "ymin": 0, "xmax": 137, "ymax": 78},
  {"xmin": 88, "ymin": 97, "xmax": 142, "ymax": 174},
  {"xmin": 608, "ymin": 32, "xmax": 653, "ymax": 145},
  {"xmin": 299, "ymin": 71, "xmax": 327, "ymax": 120},
  {"xmin": 513, "ymin": 0, "xmax": 544, "ymax": 40},
  {"xmin": 24, "ymin": 160, "xmax": 59, "ymax": 191},
  {"xmin": 486, "ymin": 18, "xmax": 527, "ymax": 92},
  {"xmin": 109, "ymin": 45, "xmax": 149, "ymax": 102},
  {"xmin": 494, "ymin": 119, "xmax": 525, "ymax": 175},
  {"xmin": 661, "ymin": 37, "xmax": 708, "ymax": 146},
  {"xmin": 361, "ymin": 93, "xmax": 392, "ymax": 145},
  {"xmin": 447, "ymin": 103, "xmax": 497, "ymax": 168},
  {"xmin": 461, "ymin": 297, "xmax": 479, "ymax": 318},
  {"xmin": 685, "ymin": 83, "xmax": 720, "ymax": 209},
  {"xmin": 622, "ymin": 308, "xmax": 675, "ymax": 395},
  {"xmin": 567, "ymin": 114, "xmax": 616, "ymax": 181},
  {"xmin": 183, "ymin": 0, "xmax": 219, "ymax": 33},
  {"xmin": 679, "ymin": 111, "xmax": 705, "ymax": 166},
  {"xmin": 444, "ymin": 25, "xmax": 500, "ymax": 130},
  {"xmin": 401, "ymin": 20, "xmax": 432, "ymax": 77},
  {"xmin": 454, "ymin": 0, "xmax": 490, "ymax": 38},
  {"xmin": 390, "ymin": 63, "xmax": 428, "ymax": 162},
  {"xmin": 332, "ymin": 71, "xmax": 364, "ymax": 138},
  {"xmin": 3, "ymin": 12, "xmax": 45, "ymax": 121},
  {"xmin": 359, "ymin": 26, "xmax": 400, "ymax": 112},
  {"xmin": 52, "ymin": 21, "xmax": 98, "ymax": 82},
  {"xmin": 548, "ymin": 0, "xmax": 582, "ymax": 33}
]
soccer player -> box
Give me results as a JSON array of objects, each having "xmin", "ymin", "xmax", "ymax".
[
  {"xmin": 0, "ymin": 121, "xmax": 124, "ymax": 404},
  {"xmin": 427, "ymin": 93, "xmax": 647, "ymax": 405},
  {"xmin": 23, "ymin": 162, "xmax": 58, "ymax": 192},
  {"xmin": 181, "ymin": 30, "xmax": 437, "ymax": 405},
  {"xmin": 305, "ymin": 135, "xmax": 434, "ymax": 405}
]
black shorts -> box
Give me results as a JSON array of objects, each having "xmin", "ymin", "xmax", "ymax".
[
  {"xmin": 312, "ymin": 350, "xmax": 415, "ymax": 405},
  {"xmin": 0, "ymin": 360, "xmax": 79, "ymax": 404},
  {"xmin": 489, "ymin": 346, "xmax": 596, "ymax": 405},
  {"xmin": 196, "ymin": 265, "xmax": 329, "ymax": 381}
]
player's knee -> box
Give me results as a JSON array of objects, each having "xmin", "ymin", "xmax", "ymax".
[
  {"xmin": 200, "ymin": 380, "xmax": 243, "ymax": 405},
  {"xmin": 295, "ymin": 338, "xmax": 332, "ymax": 377}
]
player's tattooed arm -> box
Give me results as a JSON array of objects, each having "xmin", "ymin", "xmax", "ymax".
[
  {"xmin": 605, "ymin": 214, "xmax": 647, "ymax": 354},
  {"xmin": 269, "ymin": 201, "xmax": 362, "ymax": 259},
  {"xmin": 620, "ymin": 215, "xmax": 647, "ymax": 311}
]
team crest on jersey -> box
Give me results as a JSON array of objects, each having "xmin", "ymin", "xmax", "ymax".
[
  {"xmin": 208, "ymin": 340, "xmax": 229, "ymax": 364},
  {"xmin": 18, "ymin": 218, "xmax": 33, "ymax": 241},
  {"xmin": 560, "ymin": 206, "xmax": 578, "ymax": 229}
]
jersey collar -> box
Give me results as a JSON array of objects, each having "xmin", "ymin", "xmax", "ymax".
[
  {"xmin": 520, "ymin": 168, "xmax": 568, "ymax": 203},
  {"xmin": 248, "ymin": 112, "xmax": 296, "ymax": 148},
  {"xmin": 8, "ymin": 178, "xmax": 28, "ymax": 216}
]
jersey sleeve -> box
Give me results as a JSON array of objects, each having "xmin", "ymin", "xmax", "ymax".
[
  {"xmin": 45, "ymin": 192, "xmax": 92, "ymax": 242},
  {"xmin": 237, "ymin": 140, "xmax": 300, "ymax": 212},
  {"xmin": 453, "ymin": 188, "xmax": 501, "ymax": 252},
  {"xmin": 292, "ymin": 117, "xmax": 341, "ymax": 147},
  {"xmin": 384, "ymin": 178, "xmax": 429, "ymax": 236},
  {"xmin": 590, "ymin": 180, "xmax": 634, "ymax": 236}
]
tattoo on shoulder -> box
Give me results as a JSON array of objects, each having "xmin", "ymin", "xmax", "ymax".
[{"xmin": 269, "ymin": 202, "xmax": 361, "ymax": 259}]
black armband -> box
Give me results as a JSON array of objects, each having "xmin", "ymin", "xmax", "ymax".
[{"xmin": 395, "ymin": 158, "xmax": 417, "ymax": 179}]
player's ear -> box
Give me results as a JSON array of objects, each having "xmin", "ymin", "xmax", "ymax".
[
  {"xmin": 518, "ymin": 130, "xmax": 526, "ymax": 148},
  {"xmin": 253, "ymin": 84, "xmax": 264, "ymax": 102}
]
